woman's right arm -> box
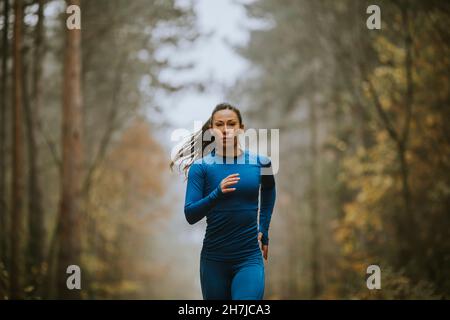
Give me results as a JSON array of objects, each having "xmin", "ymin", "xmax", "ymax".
[{"xmin": 184, "ymin": 163, "xmax": 224, "ymax": 225}]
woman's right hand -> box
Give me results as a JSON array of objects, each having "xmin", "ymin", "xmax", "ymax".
[{"xmin": 220, "ymin": 173, "xmax": 240, "ymax": 193}]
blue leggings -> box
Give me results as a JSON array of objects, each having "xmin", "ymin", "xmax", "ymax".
[{"xmin": 200, "ymin": 254, "xmax": 265, "ymax": 300}]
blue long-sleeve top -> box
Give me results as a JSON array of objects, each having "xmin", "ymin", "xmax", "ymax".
[{"xmin": 184, "ymin": 148, "xmax": 276, "ymax": 261}]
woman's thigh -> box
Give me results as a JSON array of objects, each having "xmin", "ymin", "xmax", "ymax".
[
  {"xmin": 200, "ymin": 257, "xmax": 232, "ymax": 300},
  {"xmin": 230, "ymin": 257, "xmax": 265, "ymax": 300}
]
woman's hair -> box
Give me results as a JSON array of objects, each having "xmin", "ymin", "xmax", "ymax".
[{"xmin": 169, "ymin": 102, "xmax": 243, "ymax": 179}]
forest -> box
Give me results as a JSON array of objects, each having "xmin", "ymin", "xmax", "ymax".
[{"xmin": 0, "ymin": 0, "xmax": 449, "ymax": 299}]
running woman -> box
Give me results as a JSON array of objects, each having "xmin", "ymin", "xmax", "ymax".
[{"xmin": 170, "ymin": 102, "xmax": 276, "ymax": 300}]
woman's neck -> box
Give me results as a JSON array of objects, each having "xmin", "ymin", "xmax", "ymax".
[{"xmin": 215, "ymin": 145, "xmax": 243, "ymax": 158}]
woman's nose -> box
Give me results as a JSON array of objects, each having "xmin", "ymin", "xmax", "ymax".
[{"xmin": 223, "ymin": 127, "xmax": 233, "ymax": 135}]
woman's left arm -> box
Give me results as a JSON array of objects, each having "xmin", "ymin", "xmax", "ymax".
[{"xmin": 259, "ymin": 159, "xmax": 276, "ymax": 246}]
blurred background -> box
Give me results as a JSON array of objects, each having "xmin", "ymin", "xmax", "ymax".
[{"xmin": 0, "ymin": 0, "xmax": 449, "ymax": 299}]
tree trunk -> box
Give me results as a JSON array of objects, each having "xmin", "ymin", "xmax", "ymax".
[
  {"xmin": 56, "ymin": 0, "xmax": 83, "ymax": 299},
  {"xmin": 24, "ymin": 0, "xmax": 45, "ymax": 296},
  {"xmin": 10, "ymin": 0, "xmax": 25, "ymax": 300},
  {"xmin": 0, "ymin": 0, "xmax": 10, "ymax": 273},
  {"xmin": 309, "ymin": 99, "xmax": 321, "ymax": 299}
]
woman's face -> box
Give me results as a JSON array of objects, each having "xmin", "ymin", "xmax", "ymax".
[{"xmin": 210, "ymin": 109, "xmax": 243, "ymax": 149}]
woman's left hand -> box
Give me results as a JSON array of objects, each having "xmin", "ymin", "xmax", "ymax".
[{"xmin": 258, "ymin": 232, "xmax": 269, "ymax": 261}]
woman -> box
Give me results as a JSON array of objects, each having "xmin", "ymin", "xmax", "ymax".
[{"xmin": 170, "ymin": 102, "xmax": 276, "ymax": 300}]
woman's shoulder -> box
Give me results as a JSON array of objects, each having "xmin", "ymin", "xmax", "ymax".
[
  {"xmin": 191, "ymin": 152, "xmax": 215, "ymax": 166},
  {"xmin": 187, "ymin": 156, "xmax": 210, "ymax": 177},
  {"xmin": 246, "ymin": 150, "xmax": 272, "ymax": 167}
]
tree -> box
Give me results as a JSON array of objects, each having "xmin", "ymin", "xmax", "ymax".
[
  {"xmin": 10, "ymin": 0, "xmax": 25, "ymax": 300},
  {"xmin": 56, "ymin": 0, "xmax": 83, "ymax": 299},
  {"xmin": 0, "ymin": 0, "xmax": 10, "ymax": 279},
  {"xmin": 24, "ymin": 0, "xmax": 46, "ymax": 296}
]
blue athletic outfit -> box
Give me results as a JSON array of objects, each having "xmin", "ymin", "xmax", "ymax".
[{"xmin": 184, "ymin": 148, "xmax": 276, "ymax": 300}]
